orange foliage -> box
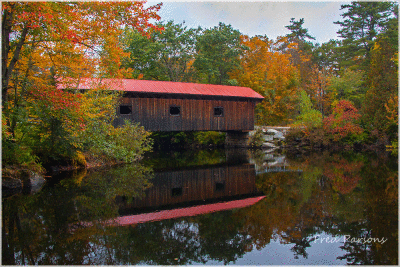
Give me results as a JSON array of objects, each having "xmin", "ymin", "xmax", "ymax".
[
  {"xmin": 230, "ymin": 35, "xmax": 300, "ymax": 125},
  {"xmin": 2, "ymin": 1, "xmax": 162, "ymax": 165},
  {"xmin": 305, "ymin": 67, "xmax": 333, "ymax": 115},
  {"xmin": 3, "ymin": 1, "xmax": 163, "ymax": 96}
]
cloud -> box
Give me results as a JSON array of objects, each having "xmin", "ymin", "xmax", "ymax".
[{"xmin": 148, "ymin": 1, "xmax": 349, "ymax": 43}]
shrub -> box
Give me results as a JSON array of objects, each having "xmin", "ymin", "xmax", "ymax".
[
  {"xmin": 248, "ymin": 127, "xmax": 264, "ymax": 148},
  {"xmin": 194, "ymin": 131, "xmax": 226, "ymax": 147},
  {"xmin": 293, "ymin": 90, "xmax": 322, "ymax": 129},
  {"xmin": 73, "ymin": 89, "xmax": 153, "ymax": 164},
  {"xmin": 323, "ymin": 100, "xmax": 363, "ymax": 143}
]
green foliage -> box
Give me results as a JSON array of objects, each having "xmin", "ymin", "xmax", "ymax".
[
  {"xmin": 150, "ymin": 131, "xmax": 192, "ymax": 150},
  {"xmin": 150, "ymin": 131, "xmax": 225, "ymax": 150},
  {"xmin": 285, "ymin": 18, "xmax": 315, "ymax": 42},
  {"xmin": 122, "ymin": 29, "xmax": 165, "ymax": 80},
  {"xmin": 362, "ymin": 34, "xmax": 398, "ymax": 135},
  {"xmin": 194, "ymin": 22, "xmax": 245, "ymax": 85},
  {"xmin": 334, "ymin": 1, "xmax": 397, "ymax": 69},
  {"xmin": 193, "ymin": 131, "xmax": 226, "ymax": 146},
  {"xmin": 2, "ymin": 85, "xmax": 153, "ymax": 171},
  {"xmin": 2, "ymin": 114, "xmax": 43, "ymax": 172},
  {"xmin": 2, "ymin": 82, "xmax": 84, "ymax": 167},
  {"xmin": 327, "ymin": 69, "xmax": 365, "ymax": 108},
  {"xmin": 311, "ymin": 39, "xmax": 342, "ymax": 73},
  {"xmin": 293, "ymin": 90, "xmax": 322, "ymax": 129},
  {"xmin": 122, "ymin": 21, "xmax": 200, "ymax": 82},
  {"xmin": 76, "ymin": 89, "xmax": 152, "ymax": 164}
]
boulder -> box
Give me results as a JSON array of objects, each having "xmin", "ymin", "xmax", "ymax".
[
  {"xmin": 265, "ymin": 129, "xmax": 285, "ymax": 140},
  {"xmin": 263, "ymin": 135, "xmax": 274, "ymax": 142},
  {"xmin": 2, "ymin": 177, "xmax": 23, "ymax": 190},
  {"xmin": 26, "ymin": 172, "xmax": 46, "ymax": 193},
  {"xmin": 262, "ymin": 142, "xmax": 277, "ymax": 148},
  {"xmin": 2, "ymin": 177, "xmax": 23, "ymax": 197}
]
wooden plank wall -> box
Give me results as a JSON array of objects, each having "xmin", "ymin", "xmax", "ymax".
[
  {"xmin": 114, "ymin": 97, "xmax": 256, "ymax": 132},
  {"xmin": 121, "ymin": 164, "xmax": 258, "ymax": 209}
]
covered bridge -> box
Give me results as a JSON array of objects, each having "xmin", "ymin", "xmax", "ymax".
[{"xmin": 63, "ymin": 78, "xmax": 263, "ymax": 133}]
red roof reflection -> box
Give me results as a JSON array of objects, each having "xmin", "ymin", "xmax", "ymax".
[{"xmin": 115, "ymin": 196, "xmax": 266, "ymax": 226}]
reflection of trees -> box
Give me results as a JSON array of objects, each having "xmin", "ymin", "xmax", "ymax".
[
  {"xmin": 323, "ymin": 155, "xmax": 363, "ymax": 194},
  {"xmin": 2, "ymin": 183, "xmax": 91, "ymax": 265},
  {"xmin": 336, "ymin": 153, "xmax": 398, "ymax": 265},
  {"xmin": 143, "ymin": 149, "xmax": 228, "ymax": 171},
  {"xmin": 2, "ymin": 163, "xmax": 152, "ymax": 265},
  {"xmin": 106, "ymin": 210, "xmax": 253, "ymax": 265},
  {"xmin": 252, "ymin": 151, "xmax": 397, "ymax": 264},
  {"xmin": 197, "ymin": 211, "xmax": 253, "ymax": 264},
  {"xmin": 111, "ymin": 152, "xmax": 396, "ymax": 264},
  {"xmin": 108, "ymin": 220, "xmax": 206, "ymax": 265}
]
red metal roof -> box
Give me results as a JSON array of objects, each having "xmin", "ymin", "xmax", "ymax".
[{"xmin": 59, "ymin": 78, "xmax": 264, "ymax": 100}]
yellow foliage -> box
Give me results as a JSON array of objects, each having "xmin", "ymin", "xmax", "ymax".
[
  {"xmin": 230, "ymin": 35, "xmax": 300, "ymax": 125},
  {"xmin": 73, "ymin": 151, "xmax": 87, "ymax": 168}
]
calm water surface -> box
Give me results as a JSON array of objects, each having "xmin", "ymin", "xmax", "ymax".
[{"xmin": 2, "ymin": 149, "xmax": 398, "ymax": 265}]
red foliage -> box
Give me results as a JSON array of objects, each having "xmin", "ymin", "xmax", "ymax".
[
  {"xmin": 29, "ymin": 86, "xmax": 80, "ymax": 112},
  {"xmin": 323, "ymin": 100, "xmax": 363, "ymax": 141}
]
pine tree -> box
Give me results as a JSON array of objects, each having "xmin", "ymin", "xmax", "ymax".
[{"xmin": 334, "ymin": 1, "xmax": 397, "ymax": 69}]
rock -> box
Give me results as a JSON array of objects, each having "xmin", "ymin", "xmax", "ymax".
[
  {"xmin": 266, "ymin": 129, "xmax": 285, "ymax": 140},
  {"xmin": 263, "ymin": 135, "xmax": 274, "ymax": 142},
  {"xmin": 2, "ymin": 177, "xmax": 23, "ymax": 190},
  {"xmin": 263, "ymin": 148, "xmax": 276, "ymax": 154},
  {"xmin": 2, "ymin": 177, "xmax": 23, "ymax": 197},
  {"xmin": 266, "ymin": 129, "xmax": 279, "ymax": 134},
  {"xmin": 262, "ymin": 142, "xmax": 277, "ymax": 148},
  {"xmin": 26, "ymin": 172, "xmax": 46, "ymax": 193},
  {"xmin": 2, "ymin": 172, "xmax": 46, "ymax": 196}
]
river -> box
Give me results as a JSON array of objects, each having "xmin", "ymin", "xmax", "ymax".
[{"xmin": 2, "ymin": 148, "xmax": 398, "ymax": 265}]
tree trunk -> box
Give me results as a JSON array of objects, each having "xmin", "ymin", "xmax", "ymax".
[{"xmin": 2, "ymin": 21, "xmax": 29, "ymax": 106}]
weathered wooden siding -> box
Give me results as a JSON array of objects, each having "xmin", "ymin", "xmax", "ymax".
[
  {"xmin": 118, "ymin": 164, "xmax": 258, "ymax": 210},
  {"xmin": 114, "ymin": 97, "xmax": 257, "ymax": 132}
]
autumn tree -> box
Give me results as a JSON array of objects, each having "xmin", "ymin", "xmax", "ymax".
[
  {"xmin": 362, "ymin": 34, "xmax": 398, "ymax": 141},
  {"xmin": 2, "ymin": 1, "xmax": 162, "ymax": 169},
  {"xmin": 230, "ymin": 35, "xmax": 299, "ymax": 125},
  {"xmin": 323, "ymin": 100, "xmax": 363, "ymax": 143}
]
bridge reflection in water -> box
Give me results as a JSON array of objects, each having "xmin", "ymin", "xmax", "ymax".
[
  {"xmin": 113, "ymin": 149, "xmax": 304, "ymax": 225},
  {"xmin": 116, "ymin": 162, "xmax": 262, "ymax": 224}
]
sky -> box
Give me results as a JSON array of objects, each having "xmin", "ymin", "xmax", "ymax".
[{"xmin": 146, "ymin": 0, "xmax": 351, "ymax": 44}]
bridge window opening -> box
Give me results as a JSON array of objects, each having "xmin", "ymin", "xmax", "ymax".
[
  {"xmin": 170, "ymin": 106, "xmax": 181, "ymax": 116},
  {"xmin": 215, "ymin": 182, "xmax": 225, "ymax": 191},
  {"xmin": 214, "ymin": 107, "xmax": 224, "ymax": 117},
  {"xmin": 119, "ymin": 105, "xmax": 132, "ymax": 115},
  {"xmin": 171, "ymin": 187, "xmax": 183, "ymax": 197}
]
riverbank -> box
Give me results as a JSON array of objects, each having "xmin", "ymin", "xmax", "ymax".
[
  {"xmin": 1, "ymin": 152, "xmax": 134, "ymax": 197},
  {"xmin": 3, "ymin": 127, "xmax": 396, "ymax": 197}
]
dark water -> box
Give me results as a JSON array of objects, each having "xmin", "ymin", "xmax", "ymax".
[{"xmin": 2, "ymin": 149, "xmax": 398, "ymax": 265}]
